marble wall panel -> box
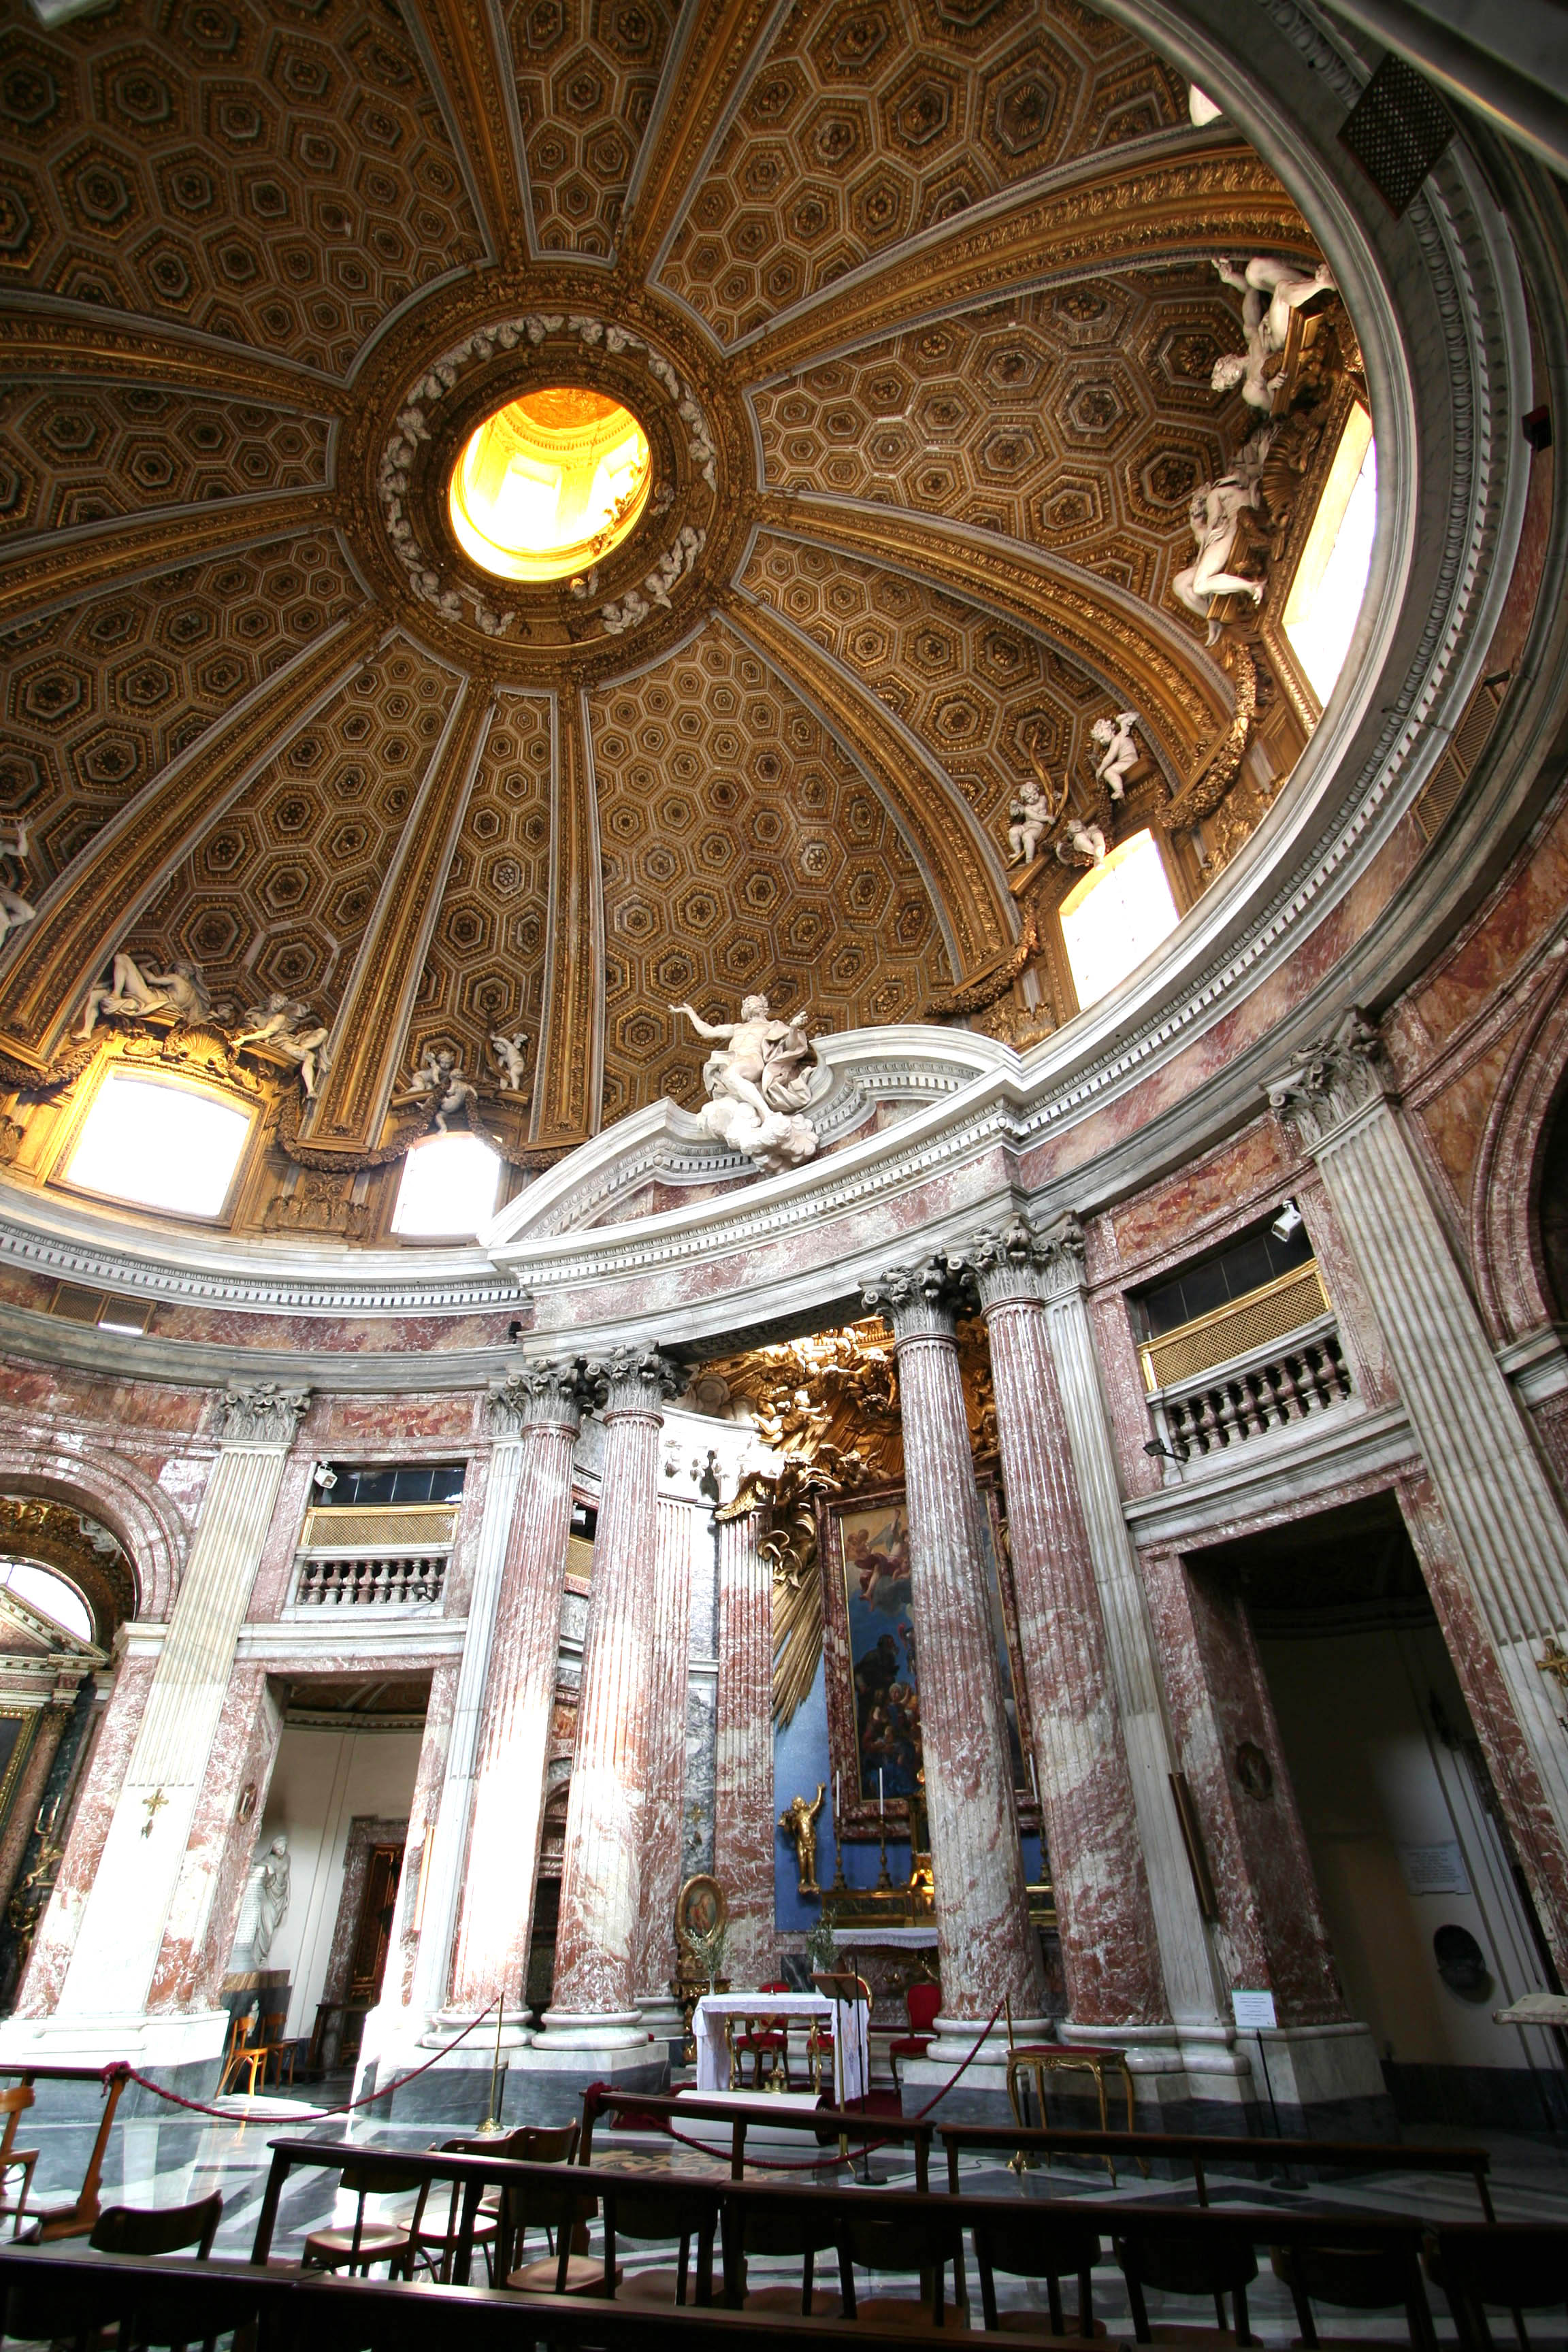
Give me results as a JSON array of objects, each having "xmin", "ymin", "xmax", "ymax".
[
  {"xmin": 148, "ymin": 1660, "xmax": 282, "ymax": 2014},
  {"xmin": 387, "ymin": 1659, "xmax": 459, "ymax": 2011}
]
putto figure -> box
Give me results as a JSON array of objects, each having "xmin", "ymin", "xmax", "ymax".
[
  {"xmin": 670, "ymin": 992, "xmax": 821, "ymax": 1174},
  {"xmin": 489, "ymin": 1029, "xmax": 531, "ymax": 1092},
  {"xmin": 1007, "ymin": 775, "xmax": 1056, "ymax": 867},
  {"xmin": 1212, "ymin": 255, "xmax": 1336, "ymax": 411},
  {"xmin": 0, "ymin": 822, "xmax": 35, "ymax": 953},
  {"xmin": 233, "ymin": 994, "xmax": 330, "ymax": 1098},
  {"xmin": 1173, "ymin": 431, "xmax": 1273, "ymax": 641},
  {"xmin": 408, "ymin": 1045, "xmax": 478, "ymax": 1132},
  {"xmin": 1090, "ymin": 711, "xmax": 1141, "ymax": 801}
]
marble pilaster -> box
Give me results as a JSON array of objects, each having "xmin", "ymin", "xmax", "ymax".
[
  {"xmin": 35, "ymin": 1384, "xmax": 308, "ymax": 2065},
  {"xmin": 712, "ymin": 1501, "xmax": 776, "ymax": 1990},
  {"xmin": 966, "ymin": 1220, "xmax": 1167, "ymax": 2031},
  {"xmin": 1030, "ymin": 1218, "xmax": 1239, "ymax": 2078},
  {"xmin": 447, "ymin": 1360, "xmax": 593, "ymax": 2032},
  {"xmin": 537, "ymin": 1346, "xmax": 680, "ymax": 2048},
  {"xmin": 634, "ymin": 1497, "xmax": 694, "ymax": 2034},
  {"xmin": 862, "ymin": 1259, "xmax": 1047, "ymax": 2059},
  {"xmin": 1267, "ymin": 1010, "xmax": 1568, "ymax": 1966}
]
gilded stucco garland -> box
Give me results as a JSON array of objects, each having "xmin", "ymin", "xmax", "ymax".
[{"xmin": 377, "ymin": 314, "xmax": 715, "ymax": 643}]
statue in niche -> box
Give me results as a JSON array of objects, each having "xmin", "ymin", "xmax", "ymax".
[
  {"xmin": 78, "ymin": 953, "xmax": 218, "ymax": 1038},
  {"xmin": 1173, "ymin": 431, "xmax": 1274, "ymax": 642},
  {"xmin": 408, "ymin": 1046, "xmax": 478, "ymax": 1132},
  {"xmin": 1212, "ymin": 256, "xmax": 1337, "ymax": 412},
  {"xmin": 1090, "ymin": 712, "xmax": 1141, "ymax": 802},
  {"xmin": 779, "ymin": 1784, "xmax": 825, "ymax": 1899},
  {"xmin": 0, "ymin": 823, "xmax": 35, "ymax": 953},
  {"xmin": 669, "ymin": 994, "xmax": 820, "ymax": 1175},
  {"xmin": 489, "ymin": 1029, "xmax": 531, "ymax": 1092},
  {"xmin": 233, "ymin": 994, "xmax": 330, "ymax": 1098},
  {"xmin": 231, "ymin": 1831, "xmax": 291, "ymax": 1968}
]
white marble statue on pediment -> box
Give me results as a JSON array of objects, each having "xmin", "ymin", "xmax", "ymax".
[{"xmin": 670, "ymin": 994, "xmax": 820, "ymax": 1173}]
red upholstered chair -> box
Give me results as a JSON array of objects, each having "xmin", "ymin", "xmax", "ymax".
[
  {"xmin": 730, "ymin": 1982, "xmax": 794, "ymax": 2090},
  {"xmin": 887, "ymin": 1981, "xmax": 940, "ymax": 2091}
]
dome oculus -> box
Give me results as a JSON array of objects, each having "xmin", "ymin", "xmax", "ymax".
[{"xmin": 448, "ymin": 387, "xmax": 652, "ymax": 583}]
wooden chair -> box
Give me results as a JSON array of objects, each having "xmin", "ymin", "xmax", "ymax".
[
  {"xmin": 730, "ymin": 1982, "xmax": 794, "ymax": 2091},
  {"xmin": 300, "ymin": 2162, "xmax": 429, "ymax": 2278},
  {"xmin": 1116, "ymin": 2224, "xmax": 1260, "ymax": 2345},
  {"xmin": 973, "ymin": 2207, "xmax": 1105, "ymax": 2336},
  {"xmin": 1271, "ymin": 2237, "xmax": 1435, "ymax": 2349},
  {"xmin": 1425, "ymin": 2222, "xmax": 1568, "ymax": 2351},
  {"xmin": 11, "ymin": 2067, "xmax": 127, "ymax": 2242},
  {"xmin": 725, "ymin": 2198, "xmax": 843, "ymax": 2317},
  {"xmin": 7, "ymin": 2194, "xmax": 231, "ymax": 2351},
  {"xmin": 410, "ymin": 2126, "xmax": 579, "ymax": 2283},
  {"xmin": 887, "ymin": 1982, "xmax": 941, "ymax": 2091},
  {"xmin": 600, "ymin": 2177, "xmax": 717, "ymax": 2306},
  {"xmin": 90, "ymin": 2196, "xmax": 223, "ymax": 2261},
  {"xmin": 0, "ymin": 2088, "xmax": 37, "ymax": 2238},
  {"xmin": 504, "ymin": 2168, "xmax": 606, "ymax": 2298},
  {"xmin": 836, "ymin": 2203, "xmax": 966, "ymax": 2330}
]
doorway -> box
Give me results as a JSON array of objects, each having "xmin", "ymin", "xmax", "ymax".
[{"xmin": 1188, "ymin": 1495, "xmax": 1565, "ymax": 2128}]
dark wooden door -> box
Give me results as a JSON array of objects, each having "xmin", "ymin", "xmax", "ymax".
[{"xmin": 348, "ymin": 1842, "xmax": 404, "ymax": 2002}]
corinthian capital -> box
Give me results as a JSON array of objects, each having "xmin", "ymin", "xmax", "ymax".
[
  {"xmin": 489, "ymin": 1357, "xmax": 596, "ymax": 1433},
  {"xmin": 585, "ymin": 1345, "xmax": 683, "ymax": 1417},
  {"xmin": 1264, "ymin": 1007, "xmax": 1388, "ymax": 1152},
  {"xmin": 861, "ymin": 1255, "xmax": 977, "ymax": 1339},
  {"xmin": 965, "ymin": 1217, "xmax": 1050, "ymax": 1307},
  {"xmin": 216, "ymin": 1383, "xmax": 310, "ymax": 1446}
]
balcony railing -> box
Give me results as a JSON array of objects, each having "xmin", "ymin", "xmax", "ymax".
[{"xmin": 293, "ymin": 1554, "xmax": 447, "ymax": 1607}]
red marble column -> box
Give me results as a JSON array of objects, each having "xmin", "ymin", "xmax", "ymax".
[
  {"xmin": 538, "ymin": 1346, "xmax": 679, "ymax": 2047},
  {"xmin": 16, "ymin": 1651, "xmax": 156, "ymax": 2019},
  {"xmin": 633, "ymin": 1497, "xmax": 695, "ymax": 2031},
  {"xmin": 448, "ymin": 1360, "xmax": 593, "ymax": 2019},
  {"xmin": 713, "ymin": 1504, "xmax": 776, "ymax": 1989},
  {"xmin": 862, "ymin": 1260, "xmax": 1047, "ymax": 2057},
  {"xmin": 967, "ymin": 1221, "xmax": 1167, "ymax": 2029}
]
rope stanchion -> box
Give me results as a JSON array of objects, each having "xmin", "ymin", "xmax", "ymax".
[
  {"xmin": 98, "ymin": 2000, "xmax": 500, "ymax": 2126},
  {"xmin": 650, "ymin": 2000, "xmax": 1007, "ymax": 2174}
]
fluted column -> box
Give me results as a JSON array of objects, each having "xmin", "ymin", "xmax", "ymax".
[
  {"xmin": 1267, "ymin": 1010, "xmax": 1568, "ymax": 1966},
  {"xmin": 862, "ymin": 1260, "xmax": 1047, "ymax": 2057},
  {"xmin": 966, "ymin": 1220, "xmax": 1168, "ymax": 2032},
  {"xmin": 538, "ymin": 1345, "xmax": 681, "ymax": 2046},
  {"xmin": 448, "ymin": 1360, "xmax": 594, "ymax": 2029},
  {"xmin": 1030, "ymin": 1218, "xmax": 1231, "ymax": 2059},
  {"xmin": 713, "ymin": 1503, "xmax": 776, "ymax": 1988},
  {"xmin": 52, "ymin": 1384, "xmax": 308, "ymax": 2035}
]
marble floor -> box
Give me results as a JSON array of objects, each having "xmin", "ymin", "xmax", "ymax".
[{"xmin": 8, "ymin": 2076, "xmax": 1568, "ymax": 2342}]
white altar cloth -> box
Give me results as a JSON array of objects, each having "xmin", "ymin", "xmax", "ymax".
[{"xmin": 691, "ymin": 1991, "xmax": 868, "ymax": 2104}]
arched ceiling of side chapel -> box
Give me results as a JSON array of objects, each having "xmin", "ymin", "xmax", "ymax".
[{"xmin": 0, "ymin": 0, "xmax": 1324, "ymax": 1219}]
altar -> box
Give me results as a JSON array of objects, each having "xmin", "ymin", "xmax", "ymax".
[{"xmin": 691, "ymin": 1991, "xmax": 868, "ymax": 2104}]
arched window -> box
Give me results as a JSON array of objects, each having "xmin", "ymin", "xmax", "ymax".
[
  {"xmin": 65, "ymin": 1073, "xmax": 252, "ymax": 1220},
  {"xmin": 391, "ymin": 1133, "xmax": 501, "ymax": 1239},
  {"xmin": 0, "ymin": 1561, "xmax": 93, "ymax": 1643},
  {"xmin": 1283, "ymin": 404, "xmax": 1377, "ymax": 703},
  {"xmin": 1060, "ymin": 830, "xmax": 1181, "ymax": 1011}
]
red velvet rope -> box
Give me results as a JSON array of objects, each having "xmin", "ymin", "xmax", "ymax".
[{"xmin": 97, "ymin": 1999, "xmax": 499, "ymax": 2123}]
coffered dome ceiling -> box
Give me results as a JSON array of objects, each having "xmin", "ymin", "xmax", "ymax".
[{"xmin": 0, "ymin": 0, "xmax": 1367, "ymax": 1246}]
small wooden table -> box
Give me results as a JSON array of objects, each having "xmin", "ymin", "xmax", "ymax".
[{"xmin": 1005, "ymin": 2044, "xmax": 1137, "ymax": 2182}]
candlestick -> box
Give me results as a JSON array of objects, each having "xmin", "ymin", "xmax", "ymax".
[
  {"xmin": 1028, "ymin": 1754, "xmax": 1039, "ymax": 1804},
  {"xmin": 878, "ymin": 1769, "xmax": 884, "ymax": 1818}
]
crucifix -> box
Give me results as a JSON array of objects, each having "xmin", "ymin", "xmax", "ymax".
[{"xmin": 140, "ymin": 1788, "xmax": 169, "ymax": 1839}]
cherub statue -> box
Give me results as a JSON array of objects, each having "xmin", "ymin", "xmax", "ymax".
[
  {"xmin": 669, "ymin": 994, "xmax": 820, "ymax": 1174},
  {"xmin": 1212, "ymin": 255, "xmax": 1337, "ymax": 411},
  {"xmin": 489, "ymin": 1029, "xmax": 530, "ymax": 1092},
  {"xmin": 1090, "ymin": 712, "xmax": 1141, "ymax": 801},
  {"xmin": 1007, "ymin": 777, "xmax": 1056, "ymax": 867},
  {"xmin": 232, "ymin": 994, "xmax": 329, "ymax": 1097},
  {"xmin": 779, "ymin": 1784, "xmax": 825, "ymax": 1898},
  {"xmin": 409, "ymin": 1046, "xmax": 477, "ymax": 1133},
  {"xmin": 1173, "ymin": 431, "xmax": 1273, "ymax": 642},
  {"xmin": 0, "ymin": 821, "xmax": 35, "ymax": 953},
  {"xmin": 1057, "ymin": 817, "xmax": 1107, "ymax": 868}
]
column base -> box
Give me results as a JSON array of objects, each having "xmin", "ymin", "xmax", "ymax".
[
  {"xmin": 634, "ymin": 1991, "xmax": 686, "ymax": 2042},
  {"xmin": 0, "ymin": 2008, "xmax": 229, "ymax": 2114},
  {"xmin": 533, "ymin": 2008, "xmax": 651, "ymax": 2051},
  {"xmin": 924, "ymin": 2010, "xmax": 1051, "ymax": 2066},
  {"xmin": 419, "ymin": 2006, "xmax": 535, "ymax": 2053}
]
